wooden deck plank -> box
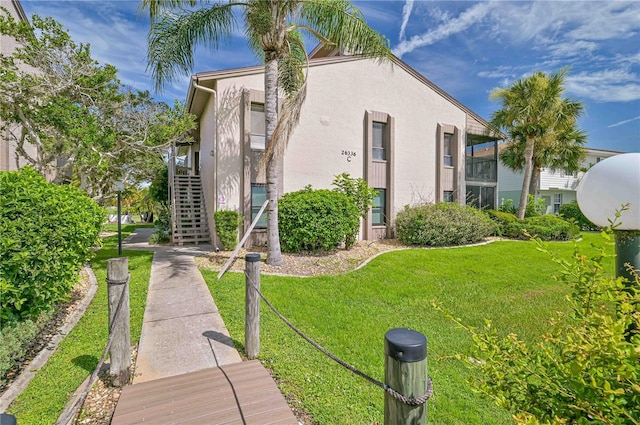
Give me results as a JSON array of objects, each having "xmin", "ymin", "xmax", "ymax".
[{"xmin": 111, "ymin": 360, "xmax": 298, "ymax": 425}]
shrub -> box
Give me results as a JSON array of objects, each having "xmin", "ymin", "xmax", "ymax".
[
  {"xmin": 525, "ymin": 194, "xmax": 546, "ymax": 218},
  {"xmin": 498, "ymin": 198, "xmax": 518, "ymax": 214},
  {"xmin": 278, "ymin": 188, "xmax": 359, "ymax": 253},
  {"xmin": 559, "ymin": 201, "xmax": 600, "ymax": 231},
  {"xmin": 332, "ymin": 173, "xmax": 377, "ymax": 248},
  {"xmin": 505, "ymin": 215, "xmax": 579, "ymax": 241},
  {"xmin": 214, "ymin": 210, "xmax": 242, "ymax": 250},
  {"xmin": 0, "ymin": 167, "xmax": 104, "ymax": 320},
  {"xmin": 0, "ymin": 310, "xmax": 53, "ymax": 387},
  {"xmin": 485, "ymin": 210, "xmax": 518, "ymax": 236},
  {"xmin": 395, "ymin": 202, "xmax": 495, "ymax": 247},
  {"xmin": 436, "ymin": 228, "xmax": 640, "ymax": 424},
  {"xmin": 148, "ymin": 230, "xmax": 171, "ymax": 244},
  {"xmin": 500, "ymin": 195, "xmax": 546, "ymax": 217}
]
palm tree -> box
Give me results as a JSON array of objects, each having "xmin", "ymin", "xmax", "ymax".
[
  {"xmin": 501, "ymin": 126, "xmax": 587, "ymax": 198},
  {"xmin": 490, "ymin": 68, "xmax": 584, "ymax": 219},
  {"xmin": 141, "ymin": 0, "xmax": 390, "ymax": 265}
]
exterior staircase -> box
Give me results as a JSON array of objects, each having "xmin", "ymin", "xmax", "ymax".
[{"xmin": 172, "ymin": 174, "xmax": 210, "ymax": 245}]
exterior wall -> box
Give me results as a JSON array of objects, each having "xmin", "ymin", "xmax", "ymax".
[
  {"xmin": 198, "ymin": 96, "xmax": 218, "ymax": 246},
  {"xmin": 498, "ymin": 147, "xmax": 622, "ymax": 213},
  {"xmin": 192, "ymin": 57, "xmax": 489, "ymax": 244},
  {"xmin": 0, "ymin": 0, "xmax": 37, "ymax": 172},
  {"xmin": 282, "ymin": 59, "xmax": 467, "ymax": 211}
]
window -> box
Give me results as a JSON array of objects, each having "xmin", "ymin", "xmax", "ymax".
[
  {"xmin": 372, "ymin": 122, "xmax": 386, "ymax": 160},
  {"xmin": 553, "ymin": 193, "xmax": 562, "ymax": 214},
  {"xmin": 250, "ymin": 103, "xmax": 265, "ymax": 150},
  {"xmin": 372, "ymin": 189, "xmax": 386, "ymax": 225},
  {"xmin": 251, "ymin": 184, "xmax": 267, "ymax": 228},
  {"xmin": 443, "ymin": 191, "xmax": 454, "ymax": 202},
  {"xmin": 443, "ymin": 133, "xmax": 453, "ymax": 166}
]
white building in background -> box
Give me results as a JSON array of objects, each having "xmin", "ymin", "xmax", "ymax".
[
  {"xmin": 498, "ymin": 147, "xmax": 623, "ymax": 214},
  {"xmin": 178, "ymin": 47, "xmax": 501, "ymax": 247}
]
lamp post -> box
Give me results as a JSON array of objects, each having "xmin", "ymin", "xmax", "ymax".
[
  {"xmin": 576, "ymin": 153, "xmax": 640, "ymax": 282},
  {"xmin": 114, "ymin": 181, "xmax": 125, "ymax": 256}
]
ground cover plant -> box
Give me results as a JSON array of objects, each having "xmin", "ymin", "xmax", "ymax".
[
  {"xmin": 6, "ymin": 225, "xmax": 153, "ymax": 424},
  {"xmin": 202, "ymin": 233, "xmax": 613, "ymax": 424}
]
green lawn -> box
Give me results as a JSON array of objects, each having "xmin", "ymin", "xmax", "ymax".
[
  {"xmin": 8, "ymin": 226, "xmax": 154, "ymax": 425},
  {"xmin": 202, "ymin": 233, "xmax": 614, "ymax": 425}
]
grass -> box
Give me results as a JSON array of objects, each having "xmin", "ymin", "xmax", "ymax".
[
  {"xmin": 7, "ymin": 225, "xmax": 153, "ymax": 425},
  {"xmin": 201, "ymin": 232, "xmax": 614, "ymax": 425}
]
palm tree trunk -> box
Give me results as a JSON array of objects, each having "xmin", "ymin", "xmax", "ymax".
[
  {"xmin": 264, "ymin": 57, "xmax": 282, "ymax": 266},
  {"xmin": 518, "ymin": 136, "xmax": 535, "ymax": 219},
  {"xmin": 528, "ymin": 166, "xmax": 540, "ymax": 199}
]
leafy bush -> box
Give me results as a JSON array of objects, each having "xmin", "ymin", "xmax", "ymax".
[
  {"xmin": 559, "ymin": 201, "xmax": 600, "ymax": 231},
  {"xmin": 395, "ymin": 202, "xmax": 496, "ymax": 246},
  {"xmin": 214, "ymin": 210, "xmax": 242, "ymax": 250},
  {"xmin": 500, "ymin": 195, "xmax": 547, "ymax": 217},
  {"xmin": 332, "ymin": 173, "xmax": 377, "ymax": 248},
  {"xmin": 485, "ymin": 210, "xmax": 518, "ymax": 236},
  {"xmin": 278, "ymin": 188, "xmax": 359, "ymax": 253},
  {"xmin": 0, "ymin": 310, "xmax": 53, "ymax": 387},
  {"xmin": 0, "ymin": 168, "xmax": 104, "ymax": 320},
  {"xmin": 437, "ymin": 229, "xmax": 640, "ymax": 424},
  {"xmin": 505, "ymin": 215, "xmax": 579, "ymax": 241},
  {"xmin": 498, "ymin": 198, "xmax": 518, "ymax": 214},
  {"xmin": 148, "ymin": 230, "xmax": 171, "ymax": 244},
  {"xmin": 525, "ymin": 194, "xmax": 547, "ymax": 218}
]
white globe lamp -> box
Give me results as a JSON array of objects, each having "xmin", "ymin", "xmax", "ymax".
[{"xmin": 576, "ymin": 153, "xmax": 640, "ymax": 281}]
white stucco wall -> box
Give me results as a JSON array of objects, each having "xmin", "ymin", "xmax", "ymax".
[
  {"xmin": 282, "ymin": 58, "xmax": 468, "ymax": 212},
  {"xmin": 195, "ymin": 56, "xmax": 480, "ymax": 240}
]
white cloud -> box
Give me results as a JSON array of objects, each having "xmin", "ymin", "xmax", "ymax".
[
  {"xmin": 547, "ymin": 40, "xmax": 598, "ymax": 58},
  {"xmin": 392, "ymin": 1, "xmax": 495, "ymax": 58},
  {"xmin": 608, "ymin": 115, "xmax": 640, "ymax": 128},
  {"xmin": 398, "ymin": 0, "xmax": 414, "ymax": 41},
  {"xmin": 566, "ymin": 69, "xmax": 640, "ymax": 102}
]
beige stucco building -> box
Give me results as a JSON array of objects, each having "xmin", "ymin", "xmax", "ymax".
[
  {"xmin": 180, "ymin": 49, "xmax": 499, "ymax": 246},
  {"xmin": 0, "ymin": 0, "xmax": 36, "ymax": 172}
]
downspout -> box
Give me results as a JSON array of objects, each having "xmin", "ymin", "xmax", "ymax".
[{"xmin": 192, "ymin": 79, "xmax": 219, "ymax": 250}]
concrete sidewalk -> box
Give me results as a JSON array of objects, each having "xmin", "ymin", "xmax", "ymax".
[{"xmin": 122, "ymin": 228, "xmax": 242, "ymax": 384}]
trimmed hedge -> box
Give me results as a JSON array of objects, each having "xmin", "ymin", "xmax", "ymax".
[
  {"xmin": 0, "ymin": 168, "xmax": 104, "ymax": 320},
  {"xmin": 278, "ymin": 188, "xmax": 359, "ymax": 253},
  {"xmin": 485, "ymin": 210, "xmax": 518, "ymax": 236},
  {"xmin": 559, "ymin": 201, "xmax": 600, "ymax": 231},
  {"xmin": 214, "ymin": 210, "xmax": 242, "ymax": 250},
  {"xmin": 395, "ymin": 202, "xmax": 496, "ymax": 247},
  {"xmin": 505, "ymin": 215, "xmax": 579, "ymax": 241}
]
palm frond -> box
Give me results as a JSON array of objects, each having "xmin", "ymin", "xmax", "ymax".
[
  {"xmin": 139, "ymin": 0, "xmax": 199, "ymax": 20},
  {"xmin": 297, "ymin": 0, "xmax": 391, "ymax": 61},
  {"xmin": 147, "ymin": 5, "xmax": 236, "ymax": 90},
  {"xmin": 278, "ymin": 28, "xmax": 306, "ymax": 95}
]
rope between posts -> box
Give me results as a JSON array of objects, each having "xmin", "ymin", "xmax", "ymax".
[
  {"xmin": 245, "ymin": 272, "xmax": 433, "ymax": 406},
  {"xmin": 56, "ymin": 274, "xmax": 130, "ymax": 425}
]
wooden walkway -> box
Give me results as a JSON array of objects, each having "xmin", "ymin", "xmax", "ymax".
[{"xmin": 111, "ymin": 360, "xmax": 299, "ymax": 424}]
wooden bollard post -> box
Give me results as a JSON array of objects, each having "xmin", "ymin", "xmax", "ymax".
[
  {"xmin": 384, "ymin": 328, "xmax": 428, "ymax": 425},
  {"xmin": 245, "ymin": 253, "xmax": 261, "ymax": 359},
  {"xmin": 107, "ymin": 257, "xmax": 131, "ymax": 387}
]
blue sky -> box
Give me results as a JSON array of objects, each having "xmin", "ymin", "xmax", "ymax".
[{"xmin": 20, "ymin": 0, "xmax": 640, "ymax": 153}]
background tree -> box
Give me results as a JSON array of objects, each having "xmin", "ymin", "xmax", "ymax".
[
  {"xmin": 500, "ymin": 126, "xmax": 587, "ymax": 199},
  {"xmin": 490, "ymin": 69, "xmax": 584, "ymax": 219},
  {"xmin": 0, "ymin": 11, "xmax": 196, "ymax": 201},
  {"xmin": 142, "ymin": 0, "xmax": 391, "ymax": 265}
]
